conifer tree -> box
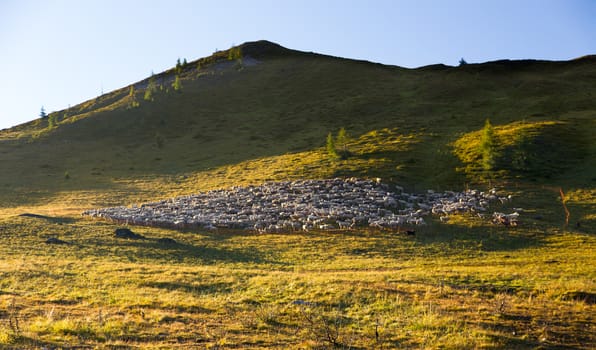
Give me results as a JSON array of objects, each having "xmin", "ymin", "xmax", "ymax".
[
  {"xmin": 176, "ymin": 58, "xmax": 182, "ymax": 74},
  {"xmin": 172, "ymin": 75, "xmax": 182, "ymax": 91},
  {"xmin": 48, "ymin": 114, "xmax": 58, "ymax": 129},
  {"xmin": 144, "ymin": 75, "xmax": 157, "ymax": 101},
  {"xmin": 336, "ymin": 127, "xmax": 349, "ymax": 154},
  {"xmin": 40, "ymin": 106, "xmax": 47, "ymax": 119},
  {"xmin": 480, "ymin": 119, "xmax": 497, "ymax": 171},
  {"xmin": 326, "ymin": 132, "xmax": 338, "ymax": 159},
  {"xmin": 128, "ymin": 86, "xmax": 139, "ymax": 108}
]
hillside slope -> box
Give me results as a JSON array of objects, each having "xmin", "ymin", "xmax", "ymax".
[
  {"xmin": 0, "ymin": 41, "xmax": 595, "ymax": 350},
  {"xmin": 0, "ymin": 41, "xmax": 595, "ymax": 224}
]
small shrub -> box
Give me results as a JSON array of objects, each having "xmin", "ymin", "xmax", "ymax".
[{"xmin": 299, "ymin": 306, "xmax": 351, "ymax": 348}]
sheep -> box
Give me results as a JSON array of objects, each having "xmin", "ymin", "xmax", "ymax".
[{"xmin": 83, "ymin": 178, "xmax": 513, "ymax": 232}]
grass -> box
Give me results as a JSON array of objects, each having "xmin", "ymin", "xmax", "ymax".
[
  {"xmin": 0, "ymin": 41, "xmax": 594, "ymax": 348},
  {"xmin": 0, "ymin": 214, "xmax": 593, "ymax": 348}
]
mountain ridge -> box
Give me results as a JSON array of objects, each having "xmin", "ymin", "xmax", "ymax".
[{"xmin": 4, "ymin": 40, "xmax": 594, "ymax": 132}]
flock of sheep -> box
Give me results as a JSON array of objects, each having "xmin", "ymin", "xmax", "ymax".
[{"xmin": 83, "ymin": 178, "xmax": 516, "ymax": 232}]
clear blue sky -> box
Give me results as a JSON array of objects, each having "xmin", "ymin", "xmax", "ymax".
[{"xmin": 1, "ymin": 0, "xmax": 594, "ymax": 130}]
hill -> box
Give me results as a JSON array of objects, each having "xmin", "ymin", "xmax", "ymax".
[
  {"xmin": 0, "ymin": 40, "xmax": 594, "ymax": 226},
  {"xmin": 0, "ymin": 40, "xmax": 594, "ymax": 349}
]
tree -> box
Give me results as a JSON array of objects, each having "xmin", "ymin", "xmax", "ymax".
[
  {"xmin": 228, "ymin": 46, "xmax": 242, "ymax": 61},
  {"xmin": 144, "ymin": 75, "xmax": 157, "ymax": 101},
  {"xmin": 459, "ymin": 57, "xmax": 468, "ymax": 66},
  {"xmin": 172, "ymin": 75, "xmax": 182, "ymax": 91},
  {"xmin": 40, "ymin": 106, "xmax": 47, "ymax": 119},
  {"xmin": 48, "ymin": 114, "xmax": 58, "ymax": 129},
  {"xmin": 326, "ymin": 132, "xmax": 338, "ymax": 159},
  {"xmin": 480, "ymin": 119, "xmax": 497, "ymax": 172},
  {"xmin": 176, "ymin": 58, "xmax": 182, "ymax": 74},
  {"xmin": 128, "ymin": 86, "xmax": 139, "ymax": 108},
  {"xmin": 336, "ymin": 127, "xmax": 350, "ymax": 156}
]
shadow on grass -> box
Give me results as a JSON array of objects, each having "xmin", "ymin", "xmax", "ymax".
[
  {"xmin": 411, "ymin": 220, "xmax": 549, "ymax": 253},
  {"xmin": 18, "ymin": 213, "xmax": 77, "ymax": 224},
  {"xmin": 478, "ymin": 325, "xmax": 589, "ymax": 350},
  {"xmin": 86, "ymin": 237, "xmax": 278, "ymax": 266},
  {"xmin": 140, "ymin": 281, "xmax": 234, "ymax": 295},
  {"xmin": 6, "ymin": 335, "xmax": 66, "ymax": 350}
]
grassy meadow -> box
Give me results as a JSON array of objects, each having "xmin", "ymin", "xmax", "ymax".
[{"xmin": 0, "ymin": 41, "xmax": 594, "ymax": 348}]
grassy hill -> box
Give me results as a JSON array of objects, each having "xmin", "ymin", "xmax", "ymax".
[
  {"xmin": 0, "ymin": 41, "xmax": 594, "ymax": 348},
  {"xmin": 1, "ymin": 42, "xmax": 595, "ymax": 208}
]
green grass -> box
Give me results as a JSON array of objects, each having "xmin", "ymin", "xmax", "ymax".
[
  {"xmin": 0, "ymin": 214, "xmax": 593, "ymax": 348},
  {"xmin": 0, "ymin": 41, "xmax": 594, "ymax": 348}
]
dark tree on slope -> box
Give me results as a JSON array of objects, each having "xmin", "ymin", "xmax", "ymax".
[
  {"xmin": 40, "ymin": 106, "xmax": 47, "ymax": 119},
  {"xmin": 176, "ymin": 58, "xmax": 183, "ymax": 74}
]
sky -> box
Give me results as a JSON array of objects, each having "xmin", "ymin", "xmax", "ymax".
[{"xmin": 0, "ymin": 0, "xmax": 594, "ymax": 130}]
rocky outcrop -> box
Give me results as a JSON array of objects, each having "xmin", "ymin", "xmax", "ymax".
[{"xmin": 83, "ymin": 178, "xmax": 511, "ymax": 232}]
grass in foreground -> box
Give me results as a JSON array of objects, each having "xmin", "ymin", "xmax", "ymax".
[{"xmin": 0, "ymin": 213, "xmax": 593, "ymax": 349}]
